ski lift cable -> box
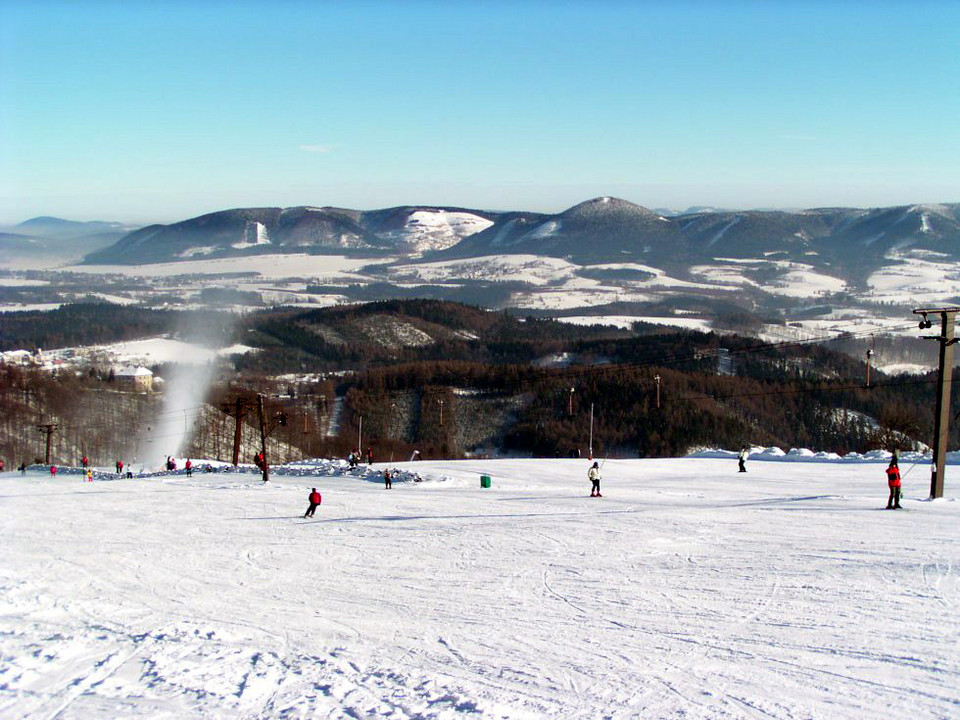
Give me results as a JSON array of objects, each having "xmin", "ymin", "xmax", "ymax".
[
  {"xmin": 522, "ymin": 320, "xmax": 918, "ymax": 387},
  {"xmin": 680, "ymin": 374, "xmax": 940, "ymax": 403},
  {"xmin": 468, "ymin": 320, "xmax": 924, "ymax": 398}
]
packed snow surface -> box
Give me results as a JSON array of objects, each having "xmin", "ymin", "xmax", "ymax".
[{"xmin": 2, "ymin": 456, "xmax": 958, "ymax": 719}]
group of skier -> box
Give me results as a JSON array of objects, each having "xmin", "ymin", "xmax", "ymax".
[
  {"xmin": 346, "ymin": 449, "xmax": 375, "ymax": 468},
  {"xmin": 737, "ymin": 445, "xmax": 905, "ymax": 508}
]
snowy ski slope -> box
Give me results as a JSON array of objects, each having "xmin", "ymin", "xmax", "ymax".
[{"xmin": 1, "ymin": 457, "xmax": 958, "ymax": 719}]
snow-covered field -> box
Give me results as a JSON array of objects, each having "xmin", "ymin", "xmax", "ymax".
[
  {"xmin": 2, "ymin": 457, "xmax": 958, "ymax": 719},
  {"xmin": 866, "ymin": 251, "xmax": 960, "ymax": 304},
  {"xmin": 60, "ymin": 254, "xmax": 390, "ymax": 281},
  {"xmin": 1, "ymin": 338, "xmax": 256, "ymax": 371},
  {"xmin": 557, "ymin": 315, "xmax": 713, "ymax": 332}
]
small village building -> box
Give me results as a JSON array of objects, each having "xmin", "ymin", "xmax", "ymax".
[{"xmin": 115, "ymin": 365, "xmax": 154, "ymax": 392}]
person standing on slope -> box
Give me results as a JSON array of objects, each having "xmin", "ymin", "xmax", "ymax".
[
  {"xmin": 885, "ymin": 461, "xmax": 902, "ymax": 509},
  {"xmin": 384, "ymin": 469, "xmax": 392, "ymax": 489},
  {"xmin": 738, "ymin": 446, "xmax": 748, "ymax": 473},
  {"xmin": 588, "ymin": 461, "xmax": 602, "ymax": 497},
  {"xmin": 304, "ymin": 487, "xmax": 322, "ymax": 517}
]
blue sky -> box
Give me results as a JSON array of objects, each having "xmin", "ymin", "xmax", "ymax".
[{"xmin": 2, "ymin": 0, "xmax": 958, "ymax": 223}]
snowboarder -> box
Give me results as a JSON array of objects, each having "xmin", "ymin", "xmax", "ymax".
[
  {"xmin": 384, "ymin": 469, "xmax": 392, "ymax": 489},
  {"xmin": 81, "ymin": 455, "xmax": 89, "ymax": 469},
  {"xmin": 885, "ymin": 461, "xmax": 902, "ymax": 509},
  {"xmin": 304, "ymin": 487, "xmax": 321, "ymax": 517},
  {"xmin": 116, "ymin": 460, "xmax": 123, "ymax": 475},
  {"xmin": 588, "ymin": 461, "xmax": 602, "ymax": 497},
  {"xmin": 738, "ymin": 446, "xmax": 748, "ymax": 473},
  {"xmin": 185, "ymin": 459, "xmax": 193, "ymax": 477}
]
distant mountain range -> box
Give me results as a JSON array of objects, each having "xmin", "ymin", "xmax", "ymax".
[
  {"xmin": 443, "ymin": 198, "xmax": 960, "ymax": 281},
  {"xmin": 78, "ymin": 199, "xmax": 960, "ymax": 286},
  {"xmin": 83, "ymin": 206, "xmax": 498, "ymax": 264},
  {"xmin": 0, "ymin": 216, "xmax": 137, "ymax": 263}
]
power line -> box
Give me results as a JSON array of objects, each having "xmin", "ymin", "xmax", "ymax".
[{"xmin": 681, "ymin": 375, "xmax": 941, "ymax": 403}]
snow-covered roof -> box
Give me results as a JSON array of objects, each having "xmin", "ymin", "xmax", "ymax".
[{"xmin": 115, "ymin": 365, "xmax": 153, "ymax": 377}]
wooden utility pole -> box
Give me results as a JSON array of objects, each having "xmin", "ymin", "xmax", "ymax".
[
  {"xmin": 220, "ymin": 397, "xmax": 252, "ymax": 467},
  {"xmin": 589, "ymin": 402, "xmax": 594, "ymax": 460},
  {"xmin": 37, "ymin": 423, "xmax": 57, "ymax": 464},
  {"xmin": 914, "ymin": 307, "xmax": 958, "ymax": 499},
  {"xmin": 257, "ymin": 394, "xmax": 269, "ymax": 482},
  {"xmin": 234, "ymin": 397, "xmax": 247, "ymax": 467}
]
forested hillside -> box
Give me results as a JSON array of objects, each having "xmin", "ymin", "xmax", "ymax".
[{"xmin": 0, "ymin": 300, "xmax": 953, "ymax": 464}]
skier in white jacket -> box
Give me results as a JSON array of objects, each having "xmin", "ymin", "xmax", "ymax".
[{"xmin": 588, "ymin": 461, "xmax": 602, "ymax": 497}]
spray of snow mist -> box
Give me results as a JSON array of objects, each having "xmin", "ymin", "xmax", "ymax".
[
  {"xmin": 143, "ymin": 360, "xmax": 218, "ymax": 468},
  {"xmin": 139, "ymin": 311, "xmax": 237, "ymax": 469}
]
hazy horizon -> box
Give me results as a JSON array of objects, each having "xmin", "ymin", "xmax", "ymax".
[
  {"xmin": 6, "ymin": 193, "xmax": 960, "ymax": 229},
  {"xmin": 3, "ymin": 0, "xmax": 959, "ymax": 225}
]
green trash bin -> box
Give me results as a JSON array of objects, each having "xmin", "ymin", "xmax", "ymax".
[{"xmin": 480, "ymin": 474, "xmax": 491, "ymax": 489}]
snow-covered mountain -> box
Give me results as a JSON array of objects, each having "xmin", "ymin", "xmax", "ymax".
[
  {"xmin": 71, "ymin": 199, "xmax": 960, "ymax": 319},
  {"xmin": 85, "ymin": 206, "xmax": 500, "ymax": 264},
  {"xmin": 444, "ymin": 197, "xmax": 684, "ymax": 265},
  {"xmin": 82, "ymin": 200, "xmax": 960, "ymax": 284},
  {"xmin": 443, "ymin": 199, "xmax": 960, "ymax": 278},
  {"xmin": 358, "ymin": 206, "xmax": 496, "ymax": 253}
]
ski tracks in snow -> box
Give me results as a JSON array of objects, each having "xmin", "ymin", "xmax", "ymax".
[{"xmin": 0, "ymin": 610, "xmax": 492, "ymax": 719}]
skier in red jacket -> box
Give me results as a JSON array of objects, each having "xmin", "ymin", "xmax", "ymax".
[
  {"xmin": 304, "ymin": 488, "xmax": 321, "ymax": 518},
  {"xmin": 885, "ymin": 462, "xmax": 902, "ymax": 509}
]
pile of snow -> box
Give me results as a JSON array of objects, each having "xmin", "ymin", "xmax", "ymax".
[
  {"xmin": 688, "ymin": 445, "xmax": 957, "ymax": 464},
  {"xmin": 34, "ymin": 458, "xmax": 426, "ymax": 486}
]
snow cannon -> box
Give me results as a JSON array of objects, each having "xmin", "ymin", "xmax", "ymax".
[{"xmin": 480, "ymin": 474, "xmax": 492, "ymax": 489}]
